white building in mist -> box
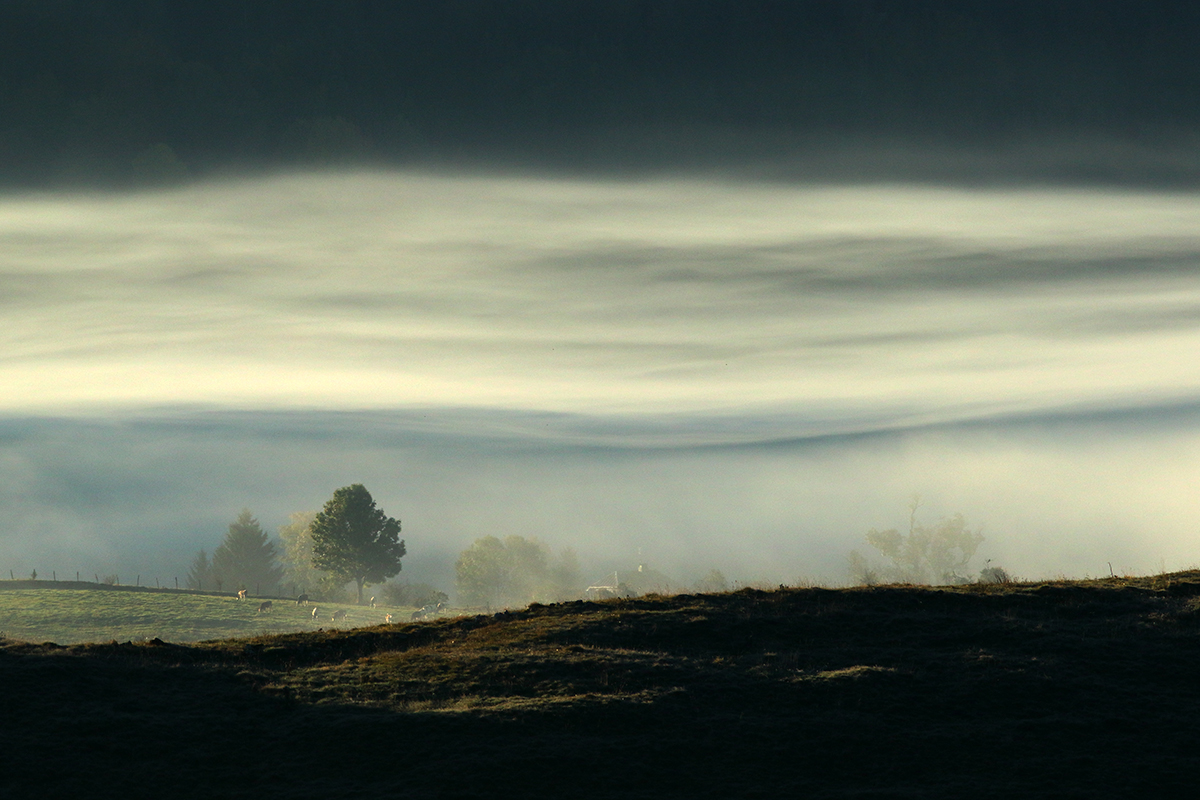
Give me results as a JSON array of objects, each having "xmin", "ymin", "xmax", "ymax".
[{"xmin": 586, "ymin": 564, "xmax": 679, "ymax": 599}]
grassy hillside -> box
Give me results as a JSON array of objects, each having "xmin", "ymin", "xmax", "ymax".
[
  {"xmin": 4, "ymin": 573, "xmax": 1200, "ymax": 798},
  {"xmin": 0, "ymin": 581, "xmax": 403, "ymax": 643}
]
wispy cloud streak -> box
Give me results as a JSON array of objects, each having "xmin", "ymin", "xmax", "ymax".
[{"xmin": 3, "ymin": 172, "xmax": 1199, "ymax": 432}]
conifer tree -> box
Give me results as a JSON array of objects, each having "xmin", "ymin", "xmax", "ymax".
[
  {"xmin": 186, "ymin": 548, "xmax": 212, "ymax": 590},
  {"xmin": 210, "ymin": 509, "xmax": 284, "ymax": 595}
]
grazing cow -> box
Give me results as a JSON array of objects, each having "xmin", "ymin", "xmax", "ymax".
[
  {"xmin": 237, "ymin": 589, "xmax": 247, "ymax": 600},
  {"xmin": 411, "ymin": 602, "xmax": 443, "ymax": 621},
  {"xmin": 332, "ymin": 609, "xmax": 347, "ymax": 622},
  {"xmin": 311, "ymin": 606, "xmax": 319, "ymax": 620},
  {"xmin": 257, "ymin": 600, "xmax": 273, "ymax": 613},
  {"xmin": 385, "ymin": 613, "xmax": 393, "ymax": 624},
  {"xmin": 296, "ymin": 593, "xmax": 310, "ymax": 605}
]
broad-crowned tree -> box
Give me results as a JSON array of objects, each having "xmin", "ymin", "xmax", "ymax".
[
  {"xmin": 277, "ymin": 511, "xmax": 317, "ymax": 590},
  {"xmin": 455, "ymin": 535, "xmax": 579, "ymax": 609},
  {"xmin": 850, "ymin": 496, "xmax": 985, "ymax": 585},
  {"xmin": 210, "ymin": 509, "xmax": 284, "ymax": 595},
  {"xmin": 455, "ymin": 535, "xmax": 509, "ymax": 609},
  {"xmin": 310, "ymin": 484, "xmax": 405, "ymax": 604},
  {"xmin": 277, "ymin": 510, "xmax": 348, "ymax": 600}
]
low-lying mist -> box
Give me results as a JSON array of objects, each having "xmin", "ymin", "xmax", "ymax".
[
  {"xmin": 2, "ymin": 170, "xmax": 1199, "ymax": 595},
  {"xmin": 2, "ymin": 406, "xmax": 1198, "ymax": 595}
]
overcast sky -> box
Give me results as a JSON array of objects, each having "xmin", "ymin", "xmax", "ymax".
[{"xmin": 3, "ymin": 3, "xmax": 1200, "ymax": 595}]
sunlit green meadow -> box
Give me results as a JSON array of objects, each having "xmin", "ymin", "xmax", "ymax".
[{"xmin": 0, "ymin": 584, "xmax": 410, "ymax": 644}]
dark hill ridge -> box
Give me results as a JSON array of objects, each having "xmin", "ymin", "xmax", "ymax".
[{"xmin": 4, "ymin": 574, "xmax": 1200, "ymax": 797}]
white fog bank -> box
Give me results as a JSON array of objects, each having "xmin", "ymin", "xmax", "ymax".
[{"xmin": 2, "ymin": 171, "xmax": 1200, "ymax": 589}]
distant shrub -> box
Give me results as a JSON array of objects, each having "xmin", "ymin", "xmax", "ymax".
[
  {"xmin": 978, "ymin": 565, "xmax": 1012, "ymax": 584},
  {"xmin": 694, "ymin": 569, "xmax": 730, "ymax": 594},
  {"xmin": 102, "ymin": 574, "xmax": 119, "ymax": 586},
  {"xmin": 847, "ymin": 552, "xmax": 881, "ymax": 586}
]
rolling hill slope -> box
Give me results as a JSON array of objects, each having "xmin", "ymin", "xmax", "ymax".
[{"xmin": 4, "ymin": 575, "xmax": 1200, "ymax": 797}]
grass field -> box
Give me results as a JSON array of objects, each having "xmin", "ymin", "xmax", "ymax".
[
  {"xmin": 0, "ymin": 581, "xmax": 412, "ymax": 643},
  {"xmin": 4, "ymin": 572, "xmax": 1200, "ymax": 798}
]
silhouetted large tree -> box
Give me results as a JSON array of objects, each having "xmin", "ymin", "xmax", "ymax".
[{"xmin": 310, "ymin": 484, "xmax": 405, "ymax": 604}]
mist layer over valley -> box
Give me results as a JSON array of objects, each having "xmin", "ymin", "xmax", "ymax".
[
  {"xmin": 3, "ymin": 172, "xmax": 1200, "ymax": 593},
  {"xmin": 4, "ymin": 1, "xmax": 1200, "ymax": 602}
]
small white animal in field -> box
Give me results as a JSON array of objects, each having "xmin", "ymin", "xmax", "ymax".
[
  {"xmin": 385, "ymin": 613, "xmax": 393, "ymax": 623},
  {"xmin": 257, "ymin": 600, "xmax": 272, "ymax": 613},
  {"xmin": 370, "ymin": 596, "xmax": 376, "ymax": 608},
  {"xmin": 311, "ymin": 606, "xmax": 319, "ymax": 620},
  {"xmin": 237, "ymin": 589, "xmax": 247, "ymax": 600},
  {"xmin": 332, "ymin": 609, "xmax": 347, "ymax": 622}
]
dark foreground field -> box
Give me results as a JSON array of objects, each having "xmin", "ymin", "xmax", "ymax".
[{"xmin": 5, "ymin": 574, "xmax": 1200, "ymax": 799}]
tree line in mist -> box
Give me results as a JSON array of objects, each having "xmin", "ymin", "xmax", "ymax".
[
  {"xmin": 3, "ymin": 487, "xmax": 1006, "ymax": 606},
  {"xmin": 177, "ymin": 481, "xmax": 726, "ymax": 609},
  {"xmin": 2, "ymin": 1, "xmax": 1198, "ymax": 186},
  {"xmin": 187, "ymin": 484, "xmax": 407, "ymax": 606},
  {"xmin": 176, "ymin": 483, "xmax": 1007, "ymax": 611}
]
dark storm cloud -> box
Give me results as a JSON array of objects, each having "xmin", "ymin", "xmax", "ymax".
[{"xmin": 2, "ymin": 1, "xmax": 1199, "ymax": 187}]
